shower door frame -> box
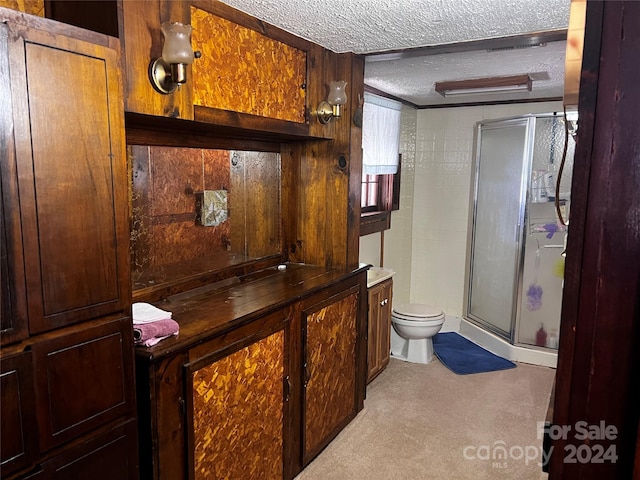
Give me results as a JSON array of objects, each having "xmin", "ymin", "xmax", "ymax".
[{"xmin": 463, "ymin": 115, "xmax": 536, "ymax": 343}]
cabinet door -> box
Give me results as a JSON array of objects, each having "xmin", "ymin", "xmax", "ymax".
[
  {"xmin": 0, "ymin": 351, "xmax": 38, "ymax": 476},
  {"xmin": 185, "ymin": 313, "xmax": 289, "ymax": 480},
  {"xmin": 302, "ymin": 285, "xmax": 360, "ymax": 465},
  {"xmin": 6, "ymin": 19, "xmax": 129, "ymax": 334},
  {"xmin": 40, "ymin": 419, "xmax": 138, "ymax": 480},
  {"xmin": 31, "ymin": 316, "xmax": 135, "ymax": 452},
  {"xmin": 0, "ymin": 22, "xmax": 28, "ymax": 345},
  {"xmin": 367, "ymin": 279, "xmax": 393, "ymax": 383}
]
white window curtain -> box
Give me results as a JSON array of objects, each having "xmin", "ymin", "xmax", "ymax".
[{"xmin": 362, "ymin": 92, "xmax": 402, "ymax": 175}]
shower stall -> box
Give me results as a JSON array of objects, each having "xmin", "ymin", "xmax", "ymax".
[{"xmin": 464, "ymin": 113, "xmax": 575, "ymax": 350}]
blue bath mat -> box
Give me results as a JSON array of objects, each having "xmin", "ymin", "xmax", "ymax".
[{"xmin": 432, "ymin": 332, "xmax": 516, "ymax": 375}]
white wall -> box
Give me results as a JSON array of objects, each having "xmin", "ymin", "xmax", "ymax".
[
  {"xmin": 359, "ymin": 105, "xmax": 416, "ymax": 307},
  {"xmin": 360, "ymin": 101, "xmax": 564, "ymax": 314}
]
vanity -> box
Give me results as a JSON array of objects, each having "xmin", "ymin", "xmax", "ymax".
[
  {"xmin": 135, "ymin": 265, "xmax": 368, "ymax": 480},
  {"xmin": 366, "ymin": 268, "xmax": 395, "ymax": 383}
]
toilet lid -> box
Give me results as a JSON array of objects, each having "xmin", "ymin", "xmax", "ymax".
[{"xmin": 392, "ymin": 303, "xmax": 443, "ymax": 318}]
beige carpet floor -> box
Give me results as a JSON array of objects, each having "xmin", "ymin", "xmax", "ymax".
[{"xmin": 296, "ymin": 356, "xmax": 555, "ymax": 480}]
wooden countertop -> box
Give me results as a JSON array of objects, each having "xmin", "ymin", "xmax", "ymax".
[{"xmin": 134, "ymin": 263, "xmax": 368, "ymax": 362}]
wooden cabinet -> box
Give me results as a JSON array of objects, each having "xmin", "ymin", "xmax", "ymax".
[
  {"xmin": 0, "ymin": 9, "xmax": 137, "ymax": 480},
  {"xmin": 3, "ymin": 10, "xmax": 129, "ymax": 335},
  {"xmin": 367, "ymin": 278, "xmax": 393, "ymax": 383},
  {"xmin": 39, "ymin": 419, "xmax": 138, "ymax": 480},
  {"xmin": 31, "ymin": 316, "xmax": 135, "ymax": 452},
  {"xmin": 186, "ymin": 311, "xmax": 290, "ymax": 480},
  {"xmin": 135, "ymin": 266, "xmax": 367, "ymax": 480},
  {"xmin": 0, "ymin": 20, "xmax": 28, "ymax": 346},
  {"xmin": 0, "ymin": 351, "xmax": 38, "ymax": 477},
  {"xmin": 301, "ymin": 285, "xmax": 361, "ymax": 465}
]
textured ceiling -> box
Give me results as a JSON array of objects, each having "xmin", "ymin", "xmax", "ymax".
[{"xmin": 220, "ymin": 0, "xmax": 572, "ymax": 106}]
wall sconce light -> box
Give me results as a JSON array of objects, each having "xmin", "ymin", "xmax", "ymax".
[
  {"xmin": 316, "ymin": 80, "xmax": 348, "ymax": 124},
  {"xmin": 149, "ymin": 22, "xmax": 201, "ymax": 94},
  {"xmin": 435, "ymin": 74, "xmax": 532, "ymax": 97}
]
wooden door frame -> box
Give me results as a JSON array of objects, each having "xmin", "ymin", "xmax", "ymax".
[{"xmin": 550, "ymin": 1, "xmax": 640, "ymax": 478}]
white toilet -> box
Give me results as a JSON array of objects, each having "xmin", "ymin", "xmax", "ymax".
[{"xmin": 390, "ymin": 303, "xmax": 445, "ymax": 364}]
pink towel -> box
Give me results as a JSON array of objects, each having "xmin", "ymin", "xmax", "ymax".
[{"xmin": 134, "ymin": 319, "xmax": 179, "ymax": 347}]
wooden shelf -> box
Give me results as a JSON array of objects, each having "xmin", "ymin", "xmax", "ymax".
[{"xmin": 125, "ymin": 107, "xmax": 331, "ymax": 150}]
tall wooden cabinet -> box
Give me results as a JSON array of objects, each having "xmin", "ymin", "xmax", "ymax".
[
  {"xmin": 0, "ymin": 19, "xmax": 27, "ymax": 345},
  {"xmin": 0, "ymin": 9, "xmax": 137, "ymax": 480},
  {"xmin": 7, "ymin": 14, "xmax": 129, "ymax": 333}
]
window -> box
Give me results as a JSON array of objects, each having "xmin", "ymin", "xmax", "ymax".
[
  {"xmin": 359, "ymin": 92, "xmax": 402, "ymax": 236},
  {"xmin": 361, "ymin": 155, "xmax": 402, "ymax": 213},
  {"xmin": 360, "ymin": 155, "xmax": 402, "ymax": 236}
]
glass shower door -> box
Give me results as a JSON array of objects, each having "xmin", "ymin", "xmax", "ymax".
[
  {"xmin": 466, "ymin": 118, "xmax": 534, "ymax": 340},
  {"xmin": 517, "ymin": 115, "xmax": 574, "ymax": 349}
]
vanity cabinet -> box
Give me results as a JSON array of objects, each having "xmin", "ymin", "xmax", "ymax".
[
  {"xmin": 367, "ymin": 278, "xmax": 393, "ymax": 383},
  {"xmin": 135, "ymin": 265, "xmax": 367, "ymax": 480},
  {"xmin": 186, "ymin": 311, "xmax": 290, "ymax": 480},
  {"xmin": 301, "ymin": 285, "xmax": 362, "ymax": 465},
  {"xmin": 0, "ymin": 9, "xmax": 137, "ymax": 479}
]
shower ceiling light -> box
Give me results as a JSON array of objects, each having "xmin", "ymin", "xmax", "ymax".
[{"xmin": 435, "ymin": 74, "xmax": 533, "ymax": 97}]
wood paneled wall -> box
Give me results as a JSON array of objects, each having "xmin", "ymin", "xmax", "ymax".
[
  {"xmin": 551, "ymin": 1, "xmax": 640, "ymax": 478},
  {"xmin": 283, "ymin": 51, "xmax": 364, "ymax": 269},
  {"xmin": 130, "ymin": 146, "xmax": 282, "ymax": 295},
  {"xmin": 120, "ymin": 0, "xmax": 194, "ymax": 119}
]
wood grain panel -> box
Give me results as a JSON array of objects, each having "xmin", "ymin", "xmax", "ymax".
[
  {"xmin": 346, "ymin": 55, "xmax": 365, "ymax": 268},
  {"xmin": 7, "ymin": 21, "xmax": 129, "ymax": 333},
  {"xmin": 152, "ymin": 353, "xmax": 188, "ymax": 480},
  {"xmin": 0, "ymin": 21, "xmax": 28, "ymax": 345},
  {"xmin": 191, "ymin": 6, "xmax": 306, "ymax": 123},
  {"xmin": 131, "ymin": 146, "xmax": 231, "ymax": 290},
  {"xmin": 150, "ymin": 146, "xmax": 206, "ymax": 216},
  {"xmin": 367, "ymin": 279, "xmax": 392, "ymax": 383},
  {"xmin": 551, "ymin": 2, "xmax": 640, "ymax": 478},
  {"xmin": 31, "ymin": 316, "xmax": 134, "ymax": 451},
  {"xmin": 120, "ymin": 0, "xmax": 193, "ymax": 118},
  {"xmin": 229, "ymin": 151, "xmax": 281, "ymax": 259},
  {"xmin": 0, "ymin": 351, "xmax": 37, "ymax": 476},
  {"xmin": 26, "ymin": 43, "xmax": 118, "ymax": 316},
  {"xmin": 293, "ymin": 51, "xmax": 364, "ymax": 268},
  {"xmin": 303, "ymin": 289, "xmax": 358, "ymax": 462},
  {"xmin": 191, "ymin": 329, "xmax": 285, "ymax": 480},
  {"xmin": 131, "ymin": 146, "xmax": 282, "ymax": 295},
  {"xmin": 41, "ymin": 419, "xmax": 138, "ymax": 480}
]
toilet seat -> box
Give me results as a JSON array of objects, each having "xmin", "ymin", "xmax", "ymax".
[{"xmin": 392, "ymin": 303, "xmax": 444, "ymax": 322}]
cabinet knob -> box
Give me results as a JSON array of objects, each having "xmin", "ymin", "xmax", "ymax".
[{"xmin": 380, "ymin": 299, "xmax": 388, "ymax": 306}]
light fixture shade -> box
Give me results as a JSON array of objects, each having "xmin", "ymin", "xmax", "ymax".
[
  {"xmin": 161, "ymin": 22, "xmax": 195, "ymax": 65},
  {"xmin": 327, "ymin": 80, "xmax": 348, "ymax": 106},
  {"xmin": 435, "ymin": 75, "xmax": 532, "ymax": 97}
]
